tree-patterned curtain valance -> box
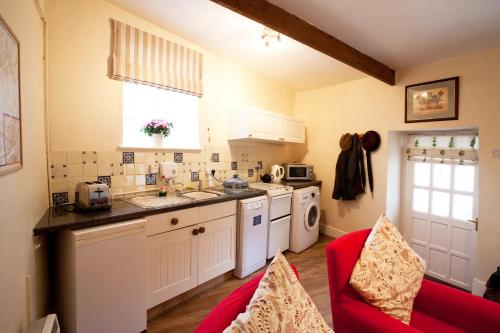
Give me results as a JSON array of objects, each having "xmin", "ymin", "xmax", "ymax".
[
  {"xmin": 111, "ymin": 19, "xmax": 203, "ymax": 97},
  {"xmin": 406, "ymin": 133, "xmax": 478, "ymax": 164}
]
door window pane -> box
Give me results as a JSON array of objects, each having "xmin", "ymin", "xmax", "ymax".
[
  {"xmin": 414, "ymin": 162, "xmax": 430, "ymax": 187},
  {"xmin": 413, "ymin": 188, "xmax": 429, "ymax": 213},
  {"xmin": 452, "ymin": 194, "xmax": 474, "ymax": 221},
  {"xmin": 431, "ymin": 191, "xmax": 450, "ymax": 217},
  {"xmin": 454, "ymin": 165, "xmax": 475, "ymax": 192},
  {"xmin": 433, "ymin": 164, "xmax": 451, "ymax": 190}
]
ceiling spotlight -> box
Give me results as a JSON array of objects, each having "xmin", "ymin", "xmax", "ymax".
[{"xmin": 261, "ymin": 27, "xmax": 281, "ymax": 47}]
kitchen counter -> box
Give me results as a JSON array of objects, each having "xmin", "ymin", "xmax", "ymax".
[
  {"xmin": 280, "ymin": 180, "xmax": 322, "ymax": 189},
  {"xmin": 33, "ymin": 188, "xmax": 266, "ymax": 236}
]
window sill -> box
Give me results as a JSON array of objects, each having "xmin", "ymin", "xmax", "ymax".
[{"xmin": 118, "ymin": 145, "xmax": 202, "ymax": 152}]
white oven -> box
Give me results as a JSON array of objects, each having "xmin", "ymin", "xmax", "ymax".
[{"xmin": 249, "ymin": 182, "xmax": 293, "ymax": 259}]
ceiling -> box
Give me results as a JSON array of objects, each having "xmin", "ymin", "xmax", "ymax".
[{"xmin": 107, "ymin": 0, "xmax": 500, "ymax": 91}]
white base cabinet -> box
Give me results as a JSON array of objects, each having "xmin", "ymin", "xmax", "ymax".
[
  {"xmin": 198, "ymin": 216, "xmax": 236, "ymax": 285},
  {"xmin": 146, "ymin": 201, "xmax": 237, "ymax": 308}
]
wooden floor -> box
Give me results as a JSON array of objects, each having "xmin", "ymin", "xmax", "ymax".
[{"xmin": 147, "ymin": 234, "xmax": 334, "ymax": 333}]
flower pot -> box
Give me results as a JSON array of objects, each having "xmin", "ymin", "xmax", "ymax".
[{"xmin": 153, "ymin": 134, "xmax": 163, "ymax": 147}]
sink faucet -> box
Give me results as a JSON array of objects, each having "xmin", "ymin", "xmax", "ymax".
[{"xmin": 198, "ymin": 179, "xmax": 203, "ymax": 191}]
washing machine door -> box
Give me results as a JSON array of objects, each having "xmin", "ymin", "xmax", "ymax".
[{"xmin": 304, "ymin": 201, "xmax": 320, "ymax": 231}]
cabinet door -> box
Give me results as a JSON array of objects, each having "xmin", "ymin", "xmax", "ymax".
[
  {"xmin": 281, "ymin": 117, "xmax": 305, "ymax": 143},
  {"xmin": 248, "ymin": 108, "xmax": 281, "ymax": 141},
  {"xmin": 147, "ymin": 227, "xmax": 197, "ymax": 308},
  {"xmin": 197, "ymin": 215, "xmax": 236, "ymax": 285}
]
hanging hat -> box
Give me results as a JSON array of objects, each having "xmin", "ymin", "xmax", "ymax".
[
  {"xmin": 361, "ymin": 131, "xmax": 381, "ymax": 198},
  {"xmin": 339, "ymin": 133, "xmax": 353, "ymax": 151}
]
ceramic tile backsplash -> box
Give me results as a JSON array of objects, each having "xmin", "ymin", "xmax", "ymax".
[{"xmin": 49, "ymin": 144, "xmax": 291, "ymax": 205}]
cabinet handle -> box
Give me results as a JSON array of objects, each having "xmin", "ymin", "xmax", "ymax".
[
  {"xmin": 198, "ymin": 227, "xmax": 205, "ymax": 234},
  {"xmin": 248, "ymin": 134, "xmax": 253, "ymax": 138},
  {"xmin": 192, "ymin": 228, "xmax": 199, "ymax": 235},
  {"xmin": 171, "ymin": 218, "xmax": 179, "ymax": 225}
]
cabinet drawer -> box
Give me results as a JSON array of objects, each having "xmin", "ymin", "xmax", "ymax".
[
  {"xmin": 146, "ymin": 208, "xmax": 199, "ymax": 236},
  {"xmin": 199, "ymin": 200, "xmax": 236, "ymax": 222}
]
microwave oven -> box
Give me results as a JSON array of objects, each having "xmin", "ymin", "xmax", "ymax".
[{"xmin": 281, "ymin": 163, "xmax": 314, "ymax": 181}]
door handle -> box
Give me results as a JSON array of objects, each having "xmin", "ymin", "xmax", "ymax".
[
  {"xmin": 467, "ymin": 217, "xmax": 478, "ymax": 231},
  {"xmin": 198, "ymin": 227, "xmax": 205, "ymax": 234},
  {"xmin": 192, "ymin": 228, "xmax": 199, "ymax": 236}
]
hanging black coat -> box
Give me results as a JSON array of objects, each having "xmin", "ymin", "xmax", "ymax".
[{"xmin": 332, "ymin": 134, "xmax": 366, "ymax": 200}]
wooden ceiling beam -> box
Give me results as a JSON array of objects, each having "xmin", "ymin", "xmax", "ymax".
[{"xmin": 210, "ymin": 0, "xmax": 395, "ymax": 85}]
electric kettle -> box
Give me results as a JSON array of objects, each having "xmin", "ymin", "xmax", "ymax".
[{"xmin": 271, "ymin": 164, "xmax": 285, "ymax": 183}]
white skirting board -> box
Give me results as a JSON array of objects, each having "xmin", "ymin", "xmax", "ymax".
[
  {"xmin": 472, "ymin": 278, "xmax": 486, "ymax": 296},
  {"xmin": 319, "ymin": 224, "xmax": 346, "ymax": 239}
]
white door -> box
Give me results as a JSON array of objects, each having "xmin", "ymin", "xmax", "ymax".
[
  {"xmin": 248, "ymin": 108, "xmax": 281, "ymax": 141},
  {"xmin": 281, "ymin": 117, "xmax": 305, "ymax": 143},
  {"xmin": 404, "ymin": 161, "xmax": 478, "ymax": 290},
  {"xmin": 197, "ymin": 215, "xmax": 236, "ymax": 285},
  {"xmin": 147, "ymin": 227, "xmax": 197, "ymax": 308}
]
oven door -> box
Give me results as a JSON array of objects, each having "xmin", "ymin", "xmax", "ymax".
[{"xmin": 269, "ymin": 193, "xmax": 292, "ymax": 220}]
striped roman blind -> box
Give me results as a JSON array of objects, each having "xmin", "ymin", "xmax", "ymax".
[{"xmin": 111, "ymin": 19, "xmax": 203, "ymax": 97}]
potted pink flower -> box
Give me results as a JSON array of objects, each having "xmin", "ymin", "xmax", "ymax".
[{"xmin": 142, "ymin": 119, "xmax": 173, "ymax": 146}]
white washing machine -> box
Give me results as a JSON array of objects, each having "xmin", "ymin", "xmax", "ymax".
[{"xmin": 290, "ymin": 186, "xmax": 320, "ymax": 253}]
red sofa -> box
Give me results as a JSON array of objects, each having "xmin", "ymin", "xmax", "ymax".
[
  {"xmin": 326, "ymin": 229, "xmax": 500, "ymax": 333},
  {"xmin": 194, "ymin": 265, "xmax": 299, "ymax": 333}
]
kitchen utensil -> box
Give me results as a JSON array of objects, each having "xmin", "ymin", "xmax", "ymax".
[
  {"xmin": 159, "ymin": 161, "xmax": 177, "ymax": 180},
  {"xmin": 271, "ymin": 164, "xmax": 284, "ymax": 183},
  {"xmin": 361, "ymin": 131, "xmax": 381, "ymax": 198},
  {"xmin": 260, "ymin": 173, "xmax": 274, "ymax": 183},
  {"xmin": 75, "ymin": 181, "xmax": 111, "ymax": 210},
  {"xmin": 222, "ymin": 174, "xmax": 248, "ymax": 190}
]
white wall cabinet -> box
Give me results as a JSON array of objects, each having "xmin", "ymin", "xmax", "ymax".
[
  {"xmin": 229, "ymin": 107, "xmax": 305, "ymax": 144},
  {"xmin": 146, "ymin": 201, "xmax": 237, "ymax": 308}
]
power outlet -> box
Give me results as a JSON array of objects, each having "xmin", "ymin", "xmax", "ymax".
[{"xmin": 492, "ymin": 148, "xmax": 500, "ymax": 158}]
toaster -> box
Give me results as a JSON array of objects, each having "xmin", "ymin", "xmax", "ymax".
[{"xmin": 76, "ymin": 181, "xmax": 111, "ymax": 210}]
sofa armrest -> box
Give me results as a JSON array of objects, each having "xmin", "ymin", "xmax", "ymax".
[
  {"xmin": 413, "ymin": 279, "xmax": 500, "ymax": 332},
  {"xmin": 333, "ymin": 299, "xmax": 421, "ymax": 333}
]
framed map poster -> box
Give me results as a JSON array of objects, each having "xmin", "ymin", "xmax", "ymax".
[{"xmin": 0, "ymin": 14, "xmax": 22, "ymax": 176}]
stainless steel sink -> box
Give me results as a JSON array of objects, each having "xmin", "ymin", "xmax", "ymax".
[{"xmin": 181, "ymin": 191, "xmax": 219, "ymax": 200}]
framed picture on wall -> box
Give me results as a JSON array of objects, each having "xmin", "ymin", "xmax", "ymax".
[
  {"xmin": 0, "ymin": 14, "xmax": 22, "ymax": 176},
  {"xmin": 405, "ymin": 76, "xmax": 459, "ymax": 123}
]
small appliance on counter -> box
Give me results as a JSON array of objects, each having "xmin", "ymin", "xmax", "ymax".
[
  {"xmin": 281, "ymin": 163, "xmax": 314, "ymax": 181},
  {"xmin": 75, "ymin": 181, "xmax": 111, "ymax": 211},
  {"xmin": 271, "ymin": 164, "xmax": 285, "ymax": 183}
]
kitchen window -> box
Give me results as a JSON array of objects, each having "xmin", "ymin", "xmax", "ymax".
[{"xmin": 122, "ymin": 82, "xmax": 200, "ymax": 150}]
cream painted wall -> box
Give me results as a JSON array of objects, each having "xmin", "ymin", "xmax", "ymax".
[
  {"xmin": 46, "ymin": 0, "xmax": 295, "ymax": 152},
  {"xmin": 294, "ymin": 46, "xmax": 500, "ymax": 282},
  {"xmin": 0, "ymin": 0, "xmax": 49, "ymax": 332}
]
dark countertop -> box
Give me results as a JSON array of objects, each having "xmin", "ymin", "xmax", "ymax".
[
  {"xmin": 33, "ymin": 188, "xmax": 267, "ymax": 236},
  {"xmin": 280, "ymin": 180, "xmax": 322, "ymax": 189}
]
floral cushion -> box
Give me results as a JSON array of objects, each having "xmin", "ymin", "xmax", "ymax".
[
  {"xmin": 224, "ymin": 251, "xmax": 333, "ymax": 333},
  {"xmin": 349, "ymin": 214, "xmax": 426, "ymax": 324}
]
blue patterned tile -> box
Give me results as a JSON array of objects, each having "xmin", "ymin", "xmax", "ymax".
[
  {"xmin": 97, "ymin": 176, "xmax": 111, "ymax": 187},
  {"xmin": 231, "ymin": 161, "xmax": 238, "ymax": 170},
  {"xmin": 248, "ymin": 169, "xmax": 254, "ymax": 177},
  {"xmin": 191, "ymin": 171, "xmax": 199, "ymax": 182},
  {"xmin": 211, "ymin": 153, "xmax": 219, "ymax": 162},
  {"xmin": 145, "ymin": 174, "xmax": 156, "ymax": 185},
  {"xmin": 52, "ymin": 192, "xmax": 68, "ymax": 206},
  {"xmin": 122, "ymin": 152, "xmax": 134, "ymax": 164},
  {"xmin": 174, "ymin": 152, "xmax": 183, "ymax": 163}
]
